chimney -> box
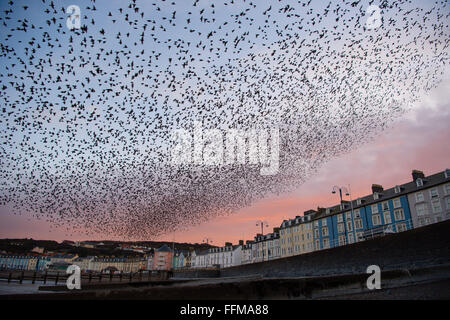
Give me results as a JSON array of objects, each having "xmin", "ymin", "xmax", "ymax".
[
  {"xmin": 238, "ymin": 240, "xmax": 244, "ymax": 246},
  {"xmin": 412, "ymin": 170, "xmax": 425, "ymax": 181},
  {"xmin": 246, "ymin": 240, "xmax": 252, "ymax": 245},
  {"xmin": 371, "ymin": 184, "xmax": 384, "ymax": 193},
  {"xmin": 273, "ymin": 227, "xmax": 280, "ymax": 233},
  {"xmin": 225, "ymin": 242, "xmax": 232, "ymax": 247}
]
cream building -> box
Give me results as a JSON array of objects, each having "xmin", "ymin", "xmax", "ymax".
[{"xmin": 280, "ymin": 212, "xmax": 314, "ymax": 258}]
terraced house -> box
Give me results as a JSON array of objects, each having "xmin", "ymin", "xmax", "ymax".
[
  {"xmin": 241, "ymin": 241, "xmax": 254, "ymax": 265},
  {"xmin": 253, "ymin": 229, "xmax": 280, "ymax": 262},
  {"xmin": 280, "ymin": 214, "xmax": 314, "ymax": 258},
  {"xmin": 276, "ymin": 169, "xmax": 447, "ymax": 260},
  {"xmin": 407, "ymin": 169, "xmax": 450, "ymax": 227}
]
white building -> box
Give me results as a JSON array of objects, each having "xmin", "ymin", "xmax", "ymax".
[
  {"xmin": 193, "ymin": 250, "xmax": 209, "ymax": 268},
  {"xmin": 241, "ymin": 241, "xmax": 254, "ymax": 265},
  {"xmin": 72, "ymin": 256, "xmax": 95, "ymax": 271}
]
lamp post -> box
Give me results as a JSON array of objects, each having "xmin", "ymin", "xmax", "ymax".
[
  {"xmin": 202, "ymin": 238, "xmax": 213, "ymax": 245},
  {"xmin": 256, "ymin": 220, "xmax": 269, "ymax": 262},
  {"xmin": 332, "ymin": 185, "xmax": 355, "ymax": 244}
]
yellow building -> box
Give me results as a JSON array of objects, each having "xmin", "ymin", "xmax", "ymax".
[
  {"xmin": 280, "ymin": 219, "xmax": 295, "ymax": 258},
  {"xmin": 280, "ymin": 211, "xmax": 315, "ymax": 258},
  {"xmin": 27, "ymin": 257, "xmax": 38, "ymax": 271}
]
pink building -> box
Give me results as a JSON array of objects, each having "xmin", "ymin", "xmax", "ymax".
[{"xmin": 152, "ymin": 244, "xmax": 174, "ymax": 270}]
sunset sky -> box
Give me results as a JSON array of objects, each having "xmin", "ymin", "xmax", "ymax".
[
  {"xmin": 1, "ymin": 78, "xmax": 449, "ymax": 245},
  {"xmin": 0, "ymin": 0, "xmax": 449, "ymax": 246}
]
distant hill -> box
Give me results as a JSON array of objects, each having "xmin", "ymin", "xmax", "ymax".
[{"xmin": 0, "ymin": 238, "xmax": 215, "ymax": 257}]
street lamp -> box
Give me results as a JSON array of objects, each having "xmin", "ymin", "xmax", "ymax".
[
  {"xmin": 332, "ymin": 185, "xmax": 355, "ymax": 243},
  {"xmin": 256, "ymin": 220, "xmax": 269, "ymax": 262},
  {"xmin": 332, "ymin": 185, "xmax": 350, "ymax": 203},
  {"xmin": 202, "ymin": 238, "xmax": 213, "ymax": 245}
]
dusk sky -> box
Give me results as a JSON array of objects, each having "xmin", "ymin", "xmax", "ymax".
[
  {"xmin": 1, "ymin": 78, "xmax": 449, "ymax": 245},
  {"xmin": 0, "ymin": 0, "xmax": 448, "ymax": 245}
]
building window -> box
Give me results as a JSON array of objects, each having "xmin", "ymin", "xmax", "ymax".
[
  {"xmin": 314, "ymin": 229, "xmax": 319, "ymax": 238},
  {"xmin": 415, "ymin": 192, "xmax": 424, "ymax": 202},
  {"xmin": 322, "ymin": 218, "xmax": 327, "ymax": 226},
  {"xmin": 354, "ymin": 218, "xmax": 363, "ymax": 229},
  {"xmin": 322, "ymin": 227, "xmax": 329, "ymax": 236},
  {"xmin": 337, "ymin": 214, "xmax": 343, "ymax": 223},
  {"xmin": 384, "ymin": 212, "xmax": 392, "ymax": 224},
  {"xmin": 338, "ymin": 235, "xmax": 346, "ymax": 246},
  {"xmin": 394, "ymin": 186, "xmax": 401, "ymax": 194},
  {"xmin": 429, "ymin": 188, "xmax": 439, "ymax": 199},
  {"xmin": 397, "ymin": 223, "xmax": 407, "ymax": 232},
  {"xmin": 372, "ymin": 214, "xmax": 381, "ymax": 226},
  {"xmin": 382, "ymin": 201, "xmax": 389, "ymax": 211},
  {"xmin": 371, "ymin": 204, "xmax": 379, "ymax": 214},
  {"xmin": 446, "ymin": 197, "xmax": 450, "ymax": 210},
  {"xmin": 394, "ymin": 209, "xmax": 405, "ymax": 221},
  {"xmin": 356, "ymin": 232, "xmax": 364, "ymax": 242},
  {"xmin": 374, "ymin": 192, "xmax": 379, "ymax": 200},
  {"xmin": 348, "ymin": 233, "xmax": 354, "ymax": 244},
  {"xmin": 337, "ymin": 223, "xmax": 345, "ymax": 233},
  {"xmin": 323, "ymin": 238, "xmax": 329, "ymax": 249},
  {"xmin": 416, "ymin": 178, "xmax": 423, "ymax": 187},
  {"xmin": 393, "ymin": 198, "xmax": 401, "ymax": 209},
  {"xmin": 315, "ymin": 240, "xmax": 320, "ymax": 250},
  {"xmin": 346, "ymin": 220, "xmax": 353, "ymax": 232},
  {"xmin": 431, "ymin": 199, "xmax": 442, "ymax": 213},
  {"xmin": 356, "ymin": 198, "xmax": 362, "ymax": 205},
  {"xmin": 346, "ymin": 212, "xmax": 352, "ymax": 220}
]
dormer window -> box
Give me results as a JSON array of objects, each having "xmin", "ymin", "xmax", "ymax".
[
  {"xmin": 394, "ymin": 186, "xmax": 401, "ymax": 194},
  {"xmin": 356, "ymin": 198, "xmax": 362, "ymax": 206},
  {"xmin": 445, "ymin": 169, "xmax": 450, "ymax": 179},
  {"xmin": 416, "ymin": 178, "xmax": 423, "ymax": 187},
  {"xmin": 373, "ymin": 192, "xmax": 379, "ymax": 200}
]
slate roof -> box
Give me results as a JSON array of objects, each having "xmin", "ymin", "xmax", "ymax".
[{"xmin": 281, "ymin": 169, "xmax": 450, "ymax": 226}]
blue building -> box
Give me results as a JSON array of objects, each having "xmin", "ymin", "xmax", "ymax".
[
  {"xmin": 173, "ymin": 251, "xmax": 186, "ymax": 269},
  {"xmin": 0, "ymin": 255, "xmax": 35, "ymax": 270},
  {"xmin": 36, "ymin": 256, "xmax": 51, "ymax": 271},
  {"xmin": 310, "ymin": 182, "xmax": 414, "ymax": 250}
]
